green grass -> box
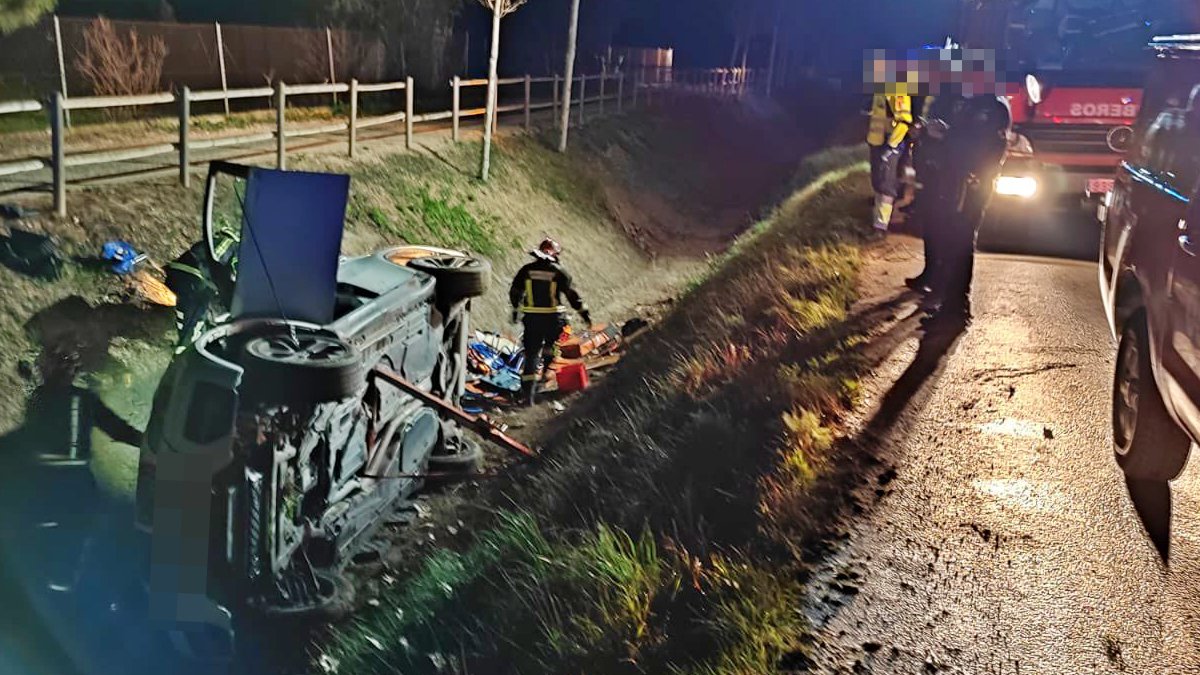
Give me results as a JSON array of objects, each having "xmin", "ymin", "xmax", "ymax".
[
  {"xmin": 322, "ymin": 147, "xmax": 874, "ymax": 674},
  {"xmin": 0, "ymin": 111, "xmax": 46, "ymax": 134},
  {"xmin": 341, "ymin": 141, "xmax": 512, "ymax": 256},
  {"xmin": 324, "ymin": 511, "xmax": 802, "ymax": 675},
  {"xmin": 411, "ymin": 188, "xmax": 501, "ymax": 255}
]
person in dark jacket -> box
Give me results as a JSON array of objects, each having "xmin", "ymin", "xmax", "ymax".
[
  {"xmin": 927, "ymin": 91, "xmax": 1010, "ymax": 322},
  {"xmin": 0, "ymin": 346, "xmax": 143, "ymax": 594},
  {"xmin": 906, "ymin": 91, "xmax": 961, "ymax": 294},
  {"xmin": 508, "ymin": 238, "xmax": 592, "ymax": 406}
]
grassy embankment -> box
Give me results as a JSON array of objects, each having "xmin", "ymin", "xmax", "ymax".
[{"xmin": 321, "ymin": 148, "xmax": 874, "ymax": 674}]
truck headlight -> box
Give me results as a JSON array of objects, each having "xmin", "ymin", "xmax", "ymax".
[{"xmin": 995, "ymin": 175, "xmax": 1038, "ymax": 198}]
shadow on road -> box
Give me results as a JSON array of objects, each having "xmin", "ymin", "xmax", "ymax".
[
  {"xmin": 1125, "ymin": 477, "xmax": 1172, "ymax": 563},
  {"xmin": 864, "ymin": 316, "xmax": 969, "ymax": 439}
]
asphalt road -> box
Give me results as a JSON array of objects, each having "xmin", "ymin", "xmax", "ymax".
[{"xmin": 804, "ymin": 217, "xmax": 1200, "ymax": 673}]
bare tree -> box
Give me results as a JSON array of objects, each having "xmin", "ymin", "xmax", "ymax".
[
  {"xmin": 476, "ymin": 0, "xmax": 527, "ymax": 181},
  {"xmin": 75, "ymin": 17, "xmax": 167, "ymax": 113}
]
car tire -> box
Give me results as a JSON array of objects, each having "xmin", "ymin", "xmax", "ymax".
[
  {"xmin": 428, "ymin": 437, "xmax": 484, "ymax": 473},
  {"xmin": 408, "ymin": 254, "xmax": 491, "ymax": 303},
  {"xmin": 240, "ymin": 328, "xmax": 363, "ymax": 404},
  {"xmin": 1113, "ymin": 313, "xmax": 1192, "ymax": 481}
]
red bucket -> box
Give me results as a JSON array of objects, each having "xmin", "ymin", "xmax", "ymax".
[{"xmin": 555, "ymin": 362, "xmax": 590, "ymax": 393}]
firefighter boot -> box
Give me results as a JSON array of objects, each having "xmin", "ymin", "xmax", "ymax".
[
  {"xmin": 873, "ymin": 195, "xmax": 895, "ymax": 233},
  {"xmin": 520, "ymin": 378, "xmax": 538, "ymax": 407}
]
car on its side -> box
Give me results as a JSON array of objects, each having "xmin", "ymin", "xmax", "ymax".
[
  {"xmin": 137, "ymin": 162, "xmax": 491, "ymax": 661},
  {"xmin": 1100, "ymin": 35, "xmax": 1200, "ymax": 483}
]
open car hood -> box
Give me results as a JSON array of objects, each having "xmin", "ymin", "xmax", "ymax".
[{"xmin": 204, "ymin": 161, "xmax": 350, "ymax": 326}]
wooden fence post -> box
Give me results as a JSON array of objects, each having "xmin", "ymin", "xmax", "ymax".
[
  {"xmin": 599, "ymin": 69, "xmax": 606, "ymax": 116},
  {"xmin": 578, "ymin": 75, "xmax": 585, "ymax": 127},
  {"xmin": 326, "ymin": 27, "xmax": 338, "ymax": 106},
  {"xmin": 215, "ymin": 22, "xmax": 230, "ymax": 116},
  {"xmin": 275, "ymin": 81, "xmax": 286, "ymax": 170},
  {"xmin": 178, "ymin": 86, "xmax": 190, "ymax": 187},
  {"xmin": 617, "ymin": 72, "xmax": 624, "ymax": 113},
  {"xmin": 553, "ymin": 74, "xmax": 561, "ymax": 126},
  {"xmin": 405, "ymin": 76, "xmax": 415, "ymax": 150},
  {"xmin": 348, "ymin": 78, "xmax": 358, "ymax": 157},
  {"xmin": 524, "ymin": 74, "xmax": 532, "ymax": 131},
  {"xmin": 53, "ymin": 15, "xmax": 70, "ymax": 127},
  {"xmin": 51, "ymin": 91, "xmax": 65, "ymax": 217},
  {"xmin": 452, "ymin": 76, "xmax": 461, "ymax": 142},
  {"xmin": 632, "ymin": 70, "xmax": 640, "ymax": 108}
]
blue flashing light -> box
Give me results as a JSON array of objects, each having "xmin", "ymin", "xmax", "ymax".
[{"xmin": 1125, "ymin": 163, "xmax": 1189, "ymax": 203}]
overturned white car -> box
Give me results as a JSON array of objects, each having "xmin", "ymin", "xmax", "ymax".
[{"xmin": 137, "ymin": 162, "xmax": 492, "ymax": 659}]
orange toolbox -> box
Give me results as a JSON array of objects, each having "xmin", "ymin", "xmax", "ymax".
[{"xmin": 558, "ymin": 323, "xmax": 621, "ymax": 359}]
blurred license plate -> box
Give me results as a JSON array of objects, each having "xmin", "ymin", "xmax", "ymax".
[{"xmin": 1087, "ymin": 178, "xmax": 1114, "ymax": 195}]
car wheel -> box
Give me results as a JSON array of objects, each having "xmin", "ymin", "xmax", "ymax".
[
  {"xmin": 240, "ymin": 328, "xmax": 362, "ymax": 404},
  {"xmin": 428, "ymin": 437, "xmax": 484, "ymax": 473},
  {"xmin": 408, "ymin": 254, "xmax": 491, "ymax": 303},
  {"xmin": 1113, "ymin": 313, "xmax": 1192, "ymax": 481}
]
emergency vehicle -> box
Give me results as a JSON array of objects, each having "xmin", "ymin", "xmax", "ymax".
[{"xmin": 958, "ymin": 0, "xmax": 1174, "ymax": 218}]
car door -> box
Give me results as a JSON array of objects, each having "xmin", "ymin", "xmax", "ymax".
[
  {"xmin": 1109, "ymin": 59, "xmax": 1200, "ymax": 344},
  {"xmin": 1162, "ymin": 180, "xmax": 1200, "ymax": 441},
  {"xmin": 1102, "ymin": 63, "xmax": 1181, "ymax": 321}
]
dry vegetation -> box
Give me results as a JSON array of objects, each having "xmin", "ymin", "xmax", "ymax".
[{"xmin": 74, "ymin": 17, "xmax": 167, "ymax": 110}]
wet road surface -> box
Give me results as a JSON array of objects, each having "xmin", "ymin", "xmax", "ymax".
[{"xmin": 806, "ymin": 227, "xmax": 1200, "ymax": 673}]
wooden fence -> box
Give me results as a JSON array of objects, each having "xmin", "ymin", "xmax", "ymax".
[{"xmin": 0, "ymin": 66, "xmax": 758, "ymax": 216}]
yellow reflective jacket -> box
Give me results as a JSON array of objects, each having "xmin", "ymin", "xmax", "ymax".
[{"xmin": 867, "ymin": 93, "xmax": 913, "ymax": 148}]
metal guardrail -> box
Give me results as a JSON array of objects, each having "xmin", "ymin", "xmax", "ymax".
[{"xmin": 2, "ymin": 66, "xmax": 758, "ymax": 215}]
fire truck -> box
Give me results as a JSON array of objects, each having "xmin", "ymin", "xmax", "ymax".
[{"xmin": 958, "ymin": 0, "xmax": 1165, "ymax": 221}]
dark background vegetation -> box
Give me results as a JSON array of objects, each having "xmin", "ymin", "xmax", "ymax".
[{"xmin": 7, "ymin": 1, "xmax": 1200, "ymax": 89}]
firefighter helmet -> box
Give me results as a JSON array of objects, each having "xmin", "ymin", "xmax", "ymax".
[{"xmin": 534, "ymin": 237, "xmax": 563, "ymax": 261}]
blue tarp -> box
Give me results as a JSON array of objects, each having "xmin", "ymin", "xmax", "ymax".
[{"xmin": 468, "ymin": 338, "xmax": 525, "ymax": 393}]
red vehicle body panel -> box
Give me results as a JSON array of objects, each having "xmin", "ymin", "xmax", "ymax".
[
  {"xmin": 1005, "ymin": 84, "xmax": 1142, "ymax": 200},
  {"xmin": 1026, "ymin": 87, "xmax": 1142, "ymax": 125}
]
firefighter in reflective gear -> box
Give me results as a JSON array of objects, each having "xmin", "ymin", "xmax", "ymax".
[
  {"xmin": 867, "ymin": 88, "xmax": 913, "ymax": 232},
  {"xmin": 164, "ymin": 225, "xmax": 238, "ymax": 350},
  {"xmin": 508, "ymin": 238, "xmax": 592, "ymax": 406}
]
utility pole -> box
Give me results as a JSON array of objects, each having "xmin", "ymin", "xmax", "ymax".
[{"xmin": 558, "ymin": 0, "xmax": 582, "ymax": 153}]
